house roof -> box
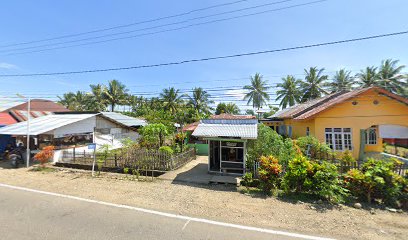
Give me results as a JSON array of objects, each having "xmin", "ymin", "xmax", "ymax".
[
  {"xmin": 0, "ymin": 112, "xmax": 17, "ymax": 126},
  {"xmin": 183, "ymin": 121, "xmax": 199, "ymax": 132},
  {"xmin": 9, "ymin": 110, "xmax": 53, "ymax": 122},
  {"xmin": 269, "ymin": 87, "xmax": 408, "ymax": 121},
  {"xmin": 100, "ymin": 112, "xmax": 147, "ymax": 127},
  {"xmin": 6, "ymin": 99, "xmax": 69, "ymax": 112},
  {"xmin": 210, "ymin": 114, "xmax": 256, "ymax": 120},
  {"xmin": 0, "ymin": 114, "xmax": 97, "ymax": 135},
  {"xmin": 192, "ymin": 119, "xmax": 258, "ymax": 139}
]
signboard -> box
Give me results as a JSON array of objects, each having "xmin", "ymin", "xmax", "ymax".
[{"xmin": 88, "ymin": 143, "xmax": 96, "ymax": 150}]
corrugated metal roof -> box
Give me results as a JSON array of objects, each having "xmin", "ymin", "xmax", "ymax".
[
  {"xmin": 192, "ymin": 119, "xmax": 257, "ymax": 139},
  {"xmin": 210, "ymin": 114, "xmax": 256, "ymax": 120},
  {"xmin": 101, "ymin": 112, "xmax": 147, "ymax": 127},
  {"xmin": 9, "ymin": 110, "xmax": 53, "ymax": 122},
  {"xmin": 0, "ymin": 114, "xmax": 97, "ymax": 135},
  {"xmin": 0, "ymin": 112, "xmax": 17, "ymax": 126}
]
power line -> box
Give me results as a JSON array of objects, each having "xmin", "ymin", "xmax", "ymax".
[
  {"xmin": 1, "ymin": 30, "xmax": 406, "ymax": 77},
  {"xmin": 0, "ymin": 0, "xmax": 296, "ymax": 54},
  {"xmin": 0, "ymin": 0, "xmax": 251, "ymax": 49}
]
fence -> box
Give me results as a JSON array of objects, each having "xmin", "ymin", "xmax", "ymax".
[{"xmin": 59, "ymin": 147, "xmax": 196, "ymax": 172}]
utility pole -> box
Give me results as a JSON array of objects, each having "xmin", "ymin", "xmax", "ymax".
[{"xmin": 26, "ymin": 97, "xmax": 31, "ymax": 168}]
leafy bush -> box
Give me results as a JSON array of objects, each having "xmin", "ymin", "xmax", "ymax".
[
  {"xmin": 343, "ymin": 158, "xmax": 407, "ymax": 206},
  {"xmin": 338, "ymin": 150, "xmax": 356, "ymax": 173},
  {"xmin": 258, "ymin": 156, "xmax": 282, "ymax": 192},
  {"xmin": 247, "ymin": 124, "xmax": 284, "ymax": 169},
  {"xmin": 34, "ymin": 146, "xmax": 55, "ymax": 167},
  {"xmin": 158, "ymin": 146, "xmax": 174, "ymax": 155},
  {"xmin": 296, "ymin": 136, "xmax": 333, "ymax": 160},
  {"xmin": 139, "ymin": 123, "xmax": 169, "ymax": 148},
  {"xmin": 282, "ymin": 155, "xmax": 347, "ymax": 203},
  {"xmin": 241, "ymin": 172, "xmax": 253, "ymax": 186}
]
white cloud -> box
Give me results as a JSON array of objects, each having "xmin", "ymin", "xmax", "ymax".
[{"xmin": 0, "ymin": 62, "xmax": 17, "ymax": 69}]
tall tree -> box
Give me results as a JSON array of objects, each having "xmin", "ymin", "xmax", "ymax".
[
  {"xmin": 378, "ymin": 59, "xmax": 407, "ymax": 94},
  {"xmin": 276, "ymin": 75, "xmax": 302, "ymax": 109},
  {"xmin": 58, "ymin": 91, "xmax": 93, "ymax": 111},
  {"xmin": 329, "ymin": 69, "xmax": 354, "ymax": 92},
  {"xmin": 58, "ymin": 92, "xmax": 77, "ymax": 110},
  {"xmin": 215, "ymin": 103, "xmax": 240, "ymax": 115},
  {"xmin": 103, "ymin": 80, "xmax": 128, "ymax": 112},
  {"xmin": 188, "ymin": 87, "xmax": 214, "ymax": 114},
  {"xmin": 243, "ymin": 73, "xmax": 270, "ymax": 109},
  {"xmin": 160, "ymin": 87, "xmax": 184, "ymax": 114},
  {"xmin": 89, "ymin": 84, "xmax": 108, "ymax": 111},
  {"xmin": 301, "ymin": 67, "xmax": 329, "ymax": 102},
  {"xmin": 356, "ymin": 66, "xmax": 379, "ymax": 87}
]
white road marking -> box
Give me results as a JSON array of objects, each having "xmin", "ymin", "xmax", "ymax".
[
  {"xmin": 182, "ymin": 219, "xmax": 191, "ymax": 231},
  {"xmin": 0, "ymin": 183, "xmax": 334, "ymax": 240}
]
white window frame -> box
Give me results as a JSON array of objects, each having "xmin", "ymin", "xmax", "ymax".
[
  {"xmin": 365, "ymin": 127, "xmax": 377, "ymax": 145},
  {"xmin": 324, "ymin": 128, "xmax": 353, "ymax": 151}
]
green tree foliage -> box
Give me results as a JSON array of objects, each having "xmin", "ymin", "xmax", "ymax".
[
  {"xmin": 160, "ymin": 87, "xmax": 185, "ymax": 114},
  {"xmin": 258, "ymin": 155, "xmax": 282, "ymax": 192},
  {"xmin": 243, "ymin": 73, "xmax": 270, "ymax": 109},
  {"xmin": 140, "ymin": 123, "xmax": 169, "ymax": 147},
  {"xmin": 188, "ymin": 87, "xmax": 214, "ymax": 115},
  {"xmin": 356, "ymin": 66, "xmax": 379, "ymax": 87},
  {"xmin": 103, "ymin": 79, "xmax": 129, "ymax": 112},
  {"xmin": 301, "ymin": 67, "xmax": 329, "ymax": 102},
  {"xmin": 276, "ymin": 75, "xmax": 301, "ymax": 109},
  {"xmin": 377, "ymin": 59, "xmax": 407, "ymax": 95},
  {"xmin": 329, "ymin": 69, "xmax": 354, "ymax": 93},
  {"xmin": 215, "ymin": 102, "xmax": 240, "ymax": 115}
]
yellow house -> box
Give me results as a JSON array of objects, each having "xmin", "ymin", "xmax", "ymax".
[{"xmin": 262, "ymin": 87, "xmax": 408, "ymax": 159}]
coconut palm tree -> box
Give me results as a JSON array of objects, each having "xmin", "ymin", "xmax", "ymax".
[
  {"xmin": 356, "ymin": 66, "xmax": 379, "ymax": 87},
  {"xmin": 89, "ymin": 84, "xmax": 108, "ymax": 111},
  {"xmin": 188, "ymin": 87, "xmax": 214, "ymax": 114},
  {"xmin": 329, "ymin": 69, "xmax": 354, "ymax": 93},
  {"xmin": 58, "ymin": 91, "xmax": 93, "ymax": 111},
  {"xmin": 103, "ymin": 80, "xmax": 129, "ymax": 112},
  {"xmin": 300, "ymin": 67, "xmax": 329, "ymax": 102},
  {"xmin": 378, "ymin": 59, "xmax": 407, "ymax": 94},
  {"xmin": 58, "ymin": 92, "xmax": 77, "ymax": 110},
  {"xmin": 276, "ymin": 75, "xmax": 302, "ymax": 109},
  {"xmin": 160, "ymin": 87, "xmax": 185, "ymax": 114},
  {"xmin": 243, "ymin": 73, "xmax": 270, "ymax": 109},
  {"xmin": 215, "ymin": 102, "xmax": 240, "ymax": 115}
]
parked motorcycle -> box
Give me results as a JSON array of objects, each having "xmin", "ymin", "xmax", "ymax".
[{"xmin": 8, "ymin": 147, "xmax": 25, "ymax": 168}]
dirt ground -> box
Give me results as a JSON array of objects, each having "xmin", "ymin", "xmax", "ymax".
[{"xmin": 0, "ymin": 166, "xmax": 407, "ymax": 240}]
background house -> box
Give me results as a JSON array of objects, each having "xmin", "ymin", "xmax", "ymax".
[
  {"xmin": 262, "ymin": 87, "xmax": 408, "ymax": 160},
  {"xmin": 0, "ymin": 112, "xmax": 147, "ymax": 163}
]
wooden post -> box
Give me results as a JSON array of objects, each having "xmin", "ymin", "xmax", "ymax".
[{"xmin": 73, "ymin": 147, "xmax": 76, "ymax": 163}]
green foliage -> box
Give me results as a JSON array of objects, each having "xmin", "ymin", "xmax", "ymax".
[
  {"xmin": 343, "ymin": 158, "xmax": 407, "ymax": 206},
  {"xmin": 242, "ymin": 172, "xmax": 253, "ymax": 187},
  {"xmin": 276, "ymin": 75, "xmax": 302, "ymax": 109},
  {"xmin": 215, "ymin": 102, "xmax": 240, "ymax": 115},
  {"xmin": 246, "ymin": 124, "xmax": 284, "ymax": 170},
  {"xmin": 258, "ymin": 156, "xmax": 282, "ymax": 193},
  {"xmin": 140, "ymin": 123, "xmax": 169, "ymax": 147},
  {"xmin": 243, "ymin": 73, "xmax": 270, "ymax": 109},
  {"xmin": 158, "ymin": 146, "xmax": 174, "ymax": 155},
  {"xmin": 295, "ymin": 136, "xmax": 333, "ymax": 160},
  {"xmin": 282, "ymin": 155, "xmax": 347, "ymax": 203}
]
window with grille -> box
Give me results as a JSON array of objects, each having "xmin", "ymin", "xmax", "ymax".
[
  {"xmin": 325, "ymin": 128, "xmax": 352, "ymax": 151},
  {"xmin": 365, "ymin": 127, "xmax": 377, "ymax": 145}
]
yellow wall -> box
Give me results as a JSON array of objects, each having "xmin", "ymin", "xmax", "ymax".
[{"xmin": 286, "ymin": 89, "xmax": 408, "ymax": 159}]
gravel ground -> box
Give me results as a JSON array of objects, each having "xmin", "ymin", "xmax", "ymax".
[{"xmin": 0, "ymin": 166, "xmax": 407, "ymax": 240}]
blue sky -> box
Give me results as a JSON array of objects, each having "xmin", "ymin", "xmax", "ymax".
[{"xmin": 0, "ymin": 0, "xmax": 407, "ymax": 110}]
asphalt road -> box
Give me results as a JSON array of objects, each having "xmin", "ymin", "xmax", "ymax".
[{"xmin": 0, "ymin": 185, "xmax": 330, "ymax": 240}]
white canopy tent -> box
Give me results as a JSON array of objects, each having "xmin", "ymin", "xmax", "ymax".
[{"xmin": 379, "ymin": 125, "xmax": 408, "ymax": 139}]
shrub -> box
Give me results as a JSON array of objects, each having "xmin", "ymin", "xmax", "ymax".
[
  {"xmin": 247, "ymin": 124, "xmax": 284, "ymax": 169},
  {"xmin": 241, "ymin": 172, "xmax": 253, "ymax": 187},
  {"xmin": 282, "ymin": 155, "xmax": 347, "ymax": 203},
  {"xmin": 159, "ymin": 146, "xmax": 174, "ymax": 155},
  {"xmin": 343, "ymin": 158, "xmax": 407, "ymax": 206},
  {"xmin": 296, "ymin": 136, "xmax": 333, "ymax": 160},
  {"xmin": 34, "ymin": 146, "xmax": 55, "ymax": 167},
  {"xmin": 258, "ymin": 156, "xmax": 282, "ymax": 192},
  {"xmin": 338, "ymin": 150, "xmax": 356, "ymax": 173}
]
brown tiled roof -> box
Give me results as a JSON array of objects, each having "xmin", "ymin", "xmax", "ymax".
[
  {"xmin": 271, "ymin": 87, "xmax": 408, "ymax": 120},
  {"xmin": 210, "ymin": 114, "xmax": 256, "ymax": 120},
  {"xmin": 182, "ymin": 121, "xmax": 199, "ymax": 132},
  {"xmin": 9, "ymin": 99, "xmax": 69, "ymax": 112}
]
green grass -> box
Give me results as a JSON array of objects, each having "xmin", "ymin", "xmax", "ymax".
[{"xmin": 30, "ymin": 166, "xmax": 56, "ymax": 173}]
